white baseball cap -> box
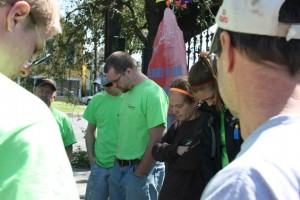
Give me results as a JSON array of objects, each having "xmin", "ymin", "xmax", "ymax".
[{"xmin": 215, "ymin": 0, "xmax": 300, "ymax": 41}]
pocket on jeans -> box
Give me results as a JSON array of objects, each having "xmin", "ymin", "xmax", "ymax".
[
  {"xmin": 131, "ymin": 165, "xmax": 145, "ymax": 178},
  {"xmin": 91, "ymin": 163, "xmax": 98, "ymax": 171},
  {"xmin": 132, "ymin": 165, "xmax": 153, "ymax": 178}
]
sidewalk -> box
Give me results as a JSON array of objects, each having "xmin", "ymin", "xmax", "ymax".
[
  {"xmin": 73, "ymin": 168, "xmax": 90, "ymax": 199},
  {"xmin": 69, "ymin": 114, "xmax": 90, "ymax": 199}
]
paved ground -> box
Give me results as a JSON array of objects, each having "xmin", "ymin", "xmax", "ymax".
[
  {"xmin": 69, "ymin": 113, "xmax": 88, "ymax": 151},
  {"xmin": 69, "ymin": 113, "xmax": 90, "ymax": 199},
  {"xmin": 73, "ymin": 167, "xmax": 90, "ymax": 199}
]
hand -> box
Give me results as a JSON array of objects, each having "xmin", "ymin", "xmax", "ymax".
[
  {"xmin": 161, "ymin": 142, "xmax": 169, "ymax": 148},
  {"xmin": 177, "ymin": 146, "xmax": 189, "ymax": 156},
  {"xmin": 89, "ymin": 157, "xmax": 96, "ymax": 165},
  {"xmin": 133, "ymin": 168, "xmax": 144, "ymax": 177}
]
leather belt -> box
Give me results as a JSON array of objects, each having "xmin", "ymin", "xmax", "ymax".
[{"xmin": 116, "ymin": 158, "xmax": 140, "ymax": 167}]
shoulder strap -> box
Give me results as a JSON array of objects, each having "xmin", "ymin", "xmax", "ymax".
[{"xmin": 208, "ymin": 116, "xmax": 216, "ymax": 157}]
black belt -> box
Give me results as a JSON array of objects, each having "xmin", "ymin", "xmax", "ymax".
[{"xmin": 116, "ymin": 158, "xmax": 140, "ymax": 166}]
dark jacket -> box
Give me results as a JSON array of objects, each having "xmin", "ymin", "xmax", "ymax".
[
  {"xmin": 198, "ymin": 101, "xmax": 243, "ymax": 182},
  {"xmin": 152, "ymin": 115, "xmax": 206, "ymax": 200}
]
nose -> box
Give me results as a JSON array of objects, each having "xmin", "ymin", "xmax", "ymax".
[
  {"xmin": 206, "ymin": 100, "xmax": 213, "ymax": 106},
  {"xmin": 171, "ymin": 107, "xmax": 178, "ymax": 115},
  {"xmin": 206, "ymin": 98, "xmax": 216, "ymax": 106},
  {"xmin": 20, "ymin": 62, "xmax": 31, "ymax": 77}
]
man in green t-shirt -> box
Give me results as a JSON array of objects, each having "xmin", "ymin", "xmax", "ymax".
[
  {"xmin": 104, "ymin": 51, "xmax": 169, "ymax": 200},
  {"xmin": 83, "ymin": 75, "xmax": 123, "ymax": 200},
  {"xmin": 34, "ymin": 78, "xmax": 77, "ymax": 161},
  {"xmin": 0, "ymin": 1, "xmax": 79, "ymax": 199}
]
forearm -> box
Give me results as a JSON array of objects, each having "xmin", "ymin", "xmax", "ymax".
[
  {"xmin": 65, "ymin": 145, "xmax": 73, "ymax": 162},
  {"xmin": 134, "ymin": 141, "xmax": 156, "ymax": 176},
  {"xmin": 152, "ymin": 142, "xmax": 179, "ymax": 162},
  {"xmin": 85, "ymin": 124, "xmax": 96, "ymax": 163},
  {"xmin": 134, "ymin": 124, "xmax": 166, "ymax": 176}
]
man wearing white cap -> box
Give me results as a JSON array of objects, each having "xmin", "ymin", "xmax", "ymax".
[
  {"xmin": 83, "ymin": 74, "xmax": 123, "ymax": 200},
  {"xmin": 201, "ymin": 0, "xmax": 300, "ymax": 199}
]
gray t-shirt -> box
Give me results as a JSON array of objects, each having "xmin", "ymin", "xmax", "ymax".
[{"xmin": 201, "ymin": 115, "xmax": 300, "ymax": 200}]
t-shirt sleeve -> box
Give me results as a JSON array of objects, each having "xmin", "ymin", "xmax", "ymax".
[
  {"xmin": 61, "ymin": 116, "xmax": 77, "ymax": 147},
  {"xmin": 144, "ymin": 92, "xmax": 169, "ymax": 129},
  {"xmin": 83, "ymin": 96, "xmax": 97, "ymax": 125}
]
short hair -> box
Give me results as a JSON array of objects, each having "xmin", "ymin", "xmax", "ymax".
[
  {"xmin": 170, "ymin": 78, "xmax": 194, "ymax": 105},
  {"xmin": 211, "ymin": 0, "xmax": 300, "ymax": 76},
  {"xmin": 104, "ymin": 51, "xmax": 137, "ymax": 74},
  {"xmin": 0, "ymin": 0, "xmax": 61, "ymax": 34},
  {"xmin": 189, "ymin": 52, "xmax": 224, "ymax": 111}
]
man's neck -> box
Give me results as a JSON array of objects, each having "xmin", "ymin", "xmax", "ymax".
[
  {"xmin": 131, "ymin": 70, "xmax": 148, "ymax": 87},
  {"xmin": 108, "ymin": 90, "xmax": 122, "ymax": 97},
  {"xmin": 238, "ymin": 68, "xmax": 300, "ymax": 140}
]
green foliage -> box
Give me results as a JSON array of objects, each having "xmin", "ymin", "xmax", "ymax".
[
  {"xmin": 121, "ymin": 0, "xmax": 147, "ymax": 53},
  {"xmin": 71, "ymin": 146, "xmax": 90, "ymax": 169},
  {"xmin": 52, "ymin": 101, "xmax": 86, "ymax": 113},
  {"xmin": 29, "ymin": 0, "xmax": 219, "ymax": 80}
]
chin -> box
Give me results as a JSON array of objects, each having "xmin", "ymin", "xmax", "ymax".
[
  {"xmin": 121, "ymin": 88, "xmax": 129, "ymax": 93},
  {"xmin": 176, "ymin": 116, "xmax": 183, "ymax": 121}
]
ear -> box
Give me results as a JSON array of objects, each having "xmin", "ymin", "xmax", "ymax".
[
  {"xmin": 20, "ymin": 67, "xmax": 30, "ymax": 77},
  {"xmin": 51, "ymin": 92, "xmax": 56, "ymax": 102},
  {"xmin": 125, "ymin": 67, "xmax": 132, "ymax": 74},
  {"xmin": 7, "ymin": 1, "xmax": 31, "ymax": 32},
  {"xmin": 220, "ymin": 31, "xmax": 235, "ymax": 73},
  {"xmin": 124, "ymin": 67, "xmax": 133, "ymax": 76}
]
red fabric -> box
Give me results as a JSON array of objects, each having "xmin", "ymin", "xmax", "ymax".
[{"xmin": 147, "ymin": 8, "xmax": 188, "ymax": 94}]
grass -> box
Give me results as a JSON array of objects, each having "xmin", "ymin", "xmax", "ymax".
[{"xmin": 52, "ymin": 101, "xmax": 86, "ymax": 114}]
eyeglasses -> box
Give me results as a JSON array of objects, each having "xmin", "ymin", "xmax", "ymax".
[
  {"xmin": 28, "ymin": 12, "xmax": 46, "ymax": 67},
  {"xmin": 111, "ymin": 71, "xmax": 125, "ymax": 84},
  {"xmin": 29, "ymin": 53, "xmax": 51, "ymax": 67},
  {"xmin": 29, "ymin": 12, "xmax": 45, "ymax": 52},
  {"xmin": 103, "ymin": 82, "xmax": 113, "ymax": 87}
]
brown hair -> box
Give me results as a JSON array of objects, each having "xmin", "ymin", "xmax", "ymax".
[
  {"xmin": 170, "ymin": 78, "xmax": 194, "ymax": 105},
  {"xmin": 104, "ymin": 51, "xmax": 137, "ymax": 74},
  {"xmin": 0, "ymin": 0, "xmax": 61, "ymax": 34},
  {"xmin": 188, "ymin": 52, "xmax": 224, "ymax": 111}
]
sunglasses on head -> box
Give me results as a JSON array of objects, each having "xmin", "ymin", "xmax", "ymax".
[{"xmin": 103, "ymin": 82, "xmax": 113, "ymax": 87}]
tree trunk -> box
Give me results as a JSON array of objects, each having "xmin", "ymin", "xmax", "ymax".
[{"xmin": 143, "ymin": 0, "xmax": 166, "ymax": 74}]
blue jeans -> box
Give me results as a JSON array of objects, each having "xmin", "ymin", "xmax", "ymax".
[
  {"xmin": 108, "ymin": 161, "xmax": 165, "ymax": 200},
  {"xmin": 85, "ymin": 163, "xmax": 112, "ymax": 200}
]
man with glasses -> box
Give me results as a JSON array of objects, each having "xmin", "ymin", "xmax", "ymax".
[
  {"xmin": 83, "ymin": 74, "xmax": 123, "ymax": 200},
  {"xmin": 201, "ymin": 0, "xmax": 300, "ymax": 199},
  {"xmin": 104, "ymin": 51, "xmax": 169, "ymax": 200},
  {"xmin": 0, "ymin": 1, "xmax": 79, "ymax": 199}
]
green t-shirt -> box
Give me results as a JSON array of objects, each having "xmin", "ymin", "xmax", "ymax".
[
  {"xmin": 116, "ymin": 79, "xmax": 169, "ymax": 159},
  {"xmin": 0, "ymin": 74, "xmax": 79, "ymax": 199},
  {"xmin": 51, "ymin": 107, "xmax": 77, "ymax": 147},
  {"xmin": 83, "ymin": 91, "xmax": 123, "ymax": 168}
]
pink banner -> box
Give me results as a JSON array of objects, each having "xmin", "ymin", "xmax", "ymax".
[{"xmin": 147, "ymin": 8, "xmax": 188, "ymax": 94}]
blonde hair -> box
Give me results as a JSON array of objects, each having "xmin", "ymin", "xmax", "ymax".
[{"xmin": 1, "ymin": 0, "xmax": 61, "ymax": 34}]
